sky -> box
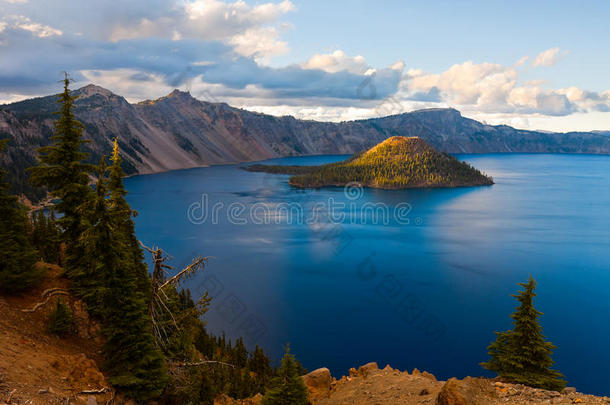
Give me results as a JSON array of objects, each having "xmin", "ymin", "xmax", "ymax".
[{"xmin": 0, "ymin": 0, "xmax": 609, "ymax": 132}]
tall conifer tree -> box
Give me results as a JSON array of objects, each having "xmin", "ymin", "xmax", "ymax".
[
  {"xmin": 107, "ymin": 139, "xmax": 150, "ymax": 296},
  {"xmin": 78, "ymin": 157, "xmax": 167, "ymax": 398},
  {"xmin": 481, "ymin": 276, "xmax": 566, "ymax": 391},
  {"xmin": 29, "ymin": 73, "xmax": 93, "ymax": 276},
  {"xmin": 69, "ymin": 159, "xmax": 112, "ymax": 315},
  {"xmin": 0, "ymin": 139, "xmax": 42, "ymax": 293}
]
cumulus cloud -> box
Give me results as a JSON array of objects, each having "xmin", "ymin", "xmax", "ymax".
[
  {"xmin": 0, "ymin": 30, "xmax": 403, "ymax": 104},
  {"xmin": 409, "ymin": 61, "xmax": 517, "ymax": 108},
  {"xmin": 533, "ymin": 47, "xmax": 561, "ymax": 67},
  {"xmin": 107, "ymin": 0, "xmax": 295, "ymax": 61},
  {"xmin": 514, "ymin": 55, "xmax": 529, "ymax": 67},
  {"xmin": 303, "ymin": 50, "xmax": 370, "ymax": 74},
  {"xmin": 403, "ymin": 60, "xmax": 609, "ymax": 118},
  {"xmin": 0, "ymin": 15, "xmax": 62, "ymax": 38}
]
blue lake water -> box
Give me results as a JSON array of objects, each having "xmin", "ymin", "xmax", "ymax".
[{"xmin": 125, "ymin": 153, "xmax": 610, "ymax": 396}]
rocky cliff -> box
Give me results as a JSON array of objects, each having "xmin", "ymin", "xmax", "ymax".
[
  {"xmin": 2, "ymin": 84, "xmax": 610, "ymax": 198},
  {"xmin": 300, "ymin": 362, "xmax": 609, "ymax": 405}
]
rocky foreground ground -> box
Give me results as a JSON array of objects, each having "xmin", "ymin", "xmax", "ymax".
[{"xmin": 299, "ymin": 362, "xmax": 610, "ymax": 405}]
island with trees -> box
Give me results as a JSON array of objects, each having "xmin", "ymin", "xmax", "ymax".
[{"xmin": 245, "ymin": 136, "xmax": 493, "ymax": 189}]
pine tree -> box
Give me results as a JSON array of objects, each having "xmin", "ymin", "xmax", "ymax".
[
  {"xmin": 72, "ymin": 158, "xmax": 166, "ymax": 399},
  {"xmin": 262, "ymin": 345, "xmax": 309, "ymax": 405},
  {"xmin": 249, "ymin": 345, "xmax": 273, "ymax": 393},
  {"xmin": 481, "ymin": 276, "xmax": 566, "ymax": 391},
  {"xmin": 0, "ymin": 139, "xmax": 43, "ymax": 294},
  {"xmin": 28, "ymin": 73, "xmax": 93, "ymax": 277},
  {"xmin": 107, "ymin": 139, "xmax": 150, "ymax": 297},
  {"xmin": 233, "ymin": 338, "xmax": 248, "ymax": 368},
  {"xmin": 78, "ymin": 158, "xmax": 167, "ymax": 399},
  {"xmin": 67, "ymin": 159, "xmax": 113, "ymax": 315}
]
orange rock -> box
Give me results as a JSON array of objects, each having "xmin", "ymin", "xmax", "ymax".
[
  {"xmin": 421, "ymin": 371, "xmax": 437, "ymax": 381},
  {"xmin": 302, "ymin": 368, "xmax": 332, "ymax": 400},
  {"xmin": 357, "ymin": 362, "xmax": 378, "ymax": 377}
]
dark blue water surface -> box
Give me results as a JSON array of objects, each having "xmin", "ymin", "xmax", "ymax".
[{"xmin": 125, "ymin": 154, "xmax": 610, "ymax": 396}]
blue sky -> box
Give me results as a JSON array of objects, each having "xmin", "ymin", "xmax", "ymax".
[
  {"xmin": 0, "ymin": 0, "xmax": 609, "ymax": 131},
  {"xmin": 278, "ymin": 0, "xmax": 609, "ymax": 90}
]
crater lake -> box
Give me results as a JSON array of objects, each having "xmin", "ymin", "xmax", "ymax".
[{"xmin": 125, "ymin": 153, "xmax": 610, "ymax": 396}]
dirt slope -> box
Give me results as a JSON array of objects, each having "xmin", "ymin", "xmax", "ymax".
[{"xmin": 0, "ymin": 264, "xmax": 112, "ymax": 405}]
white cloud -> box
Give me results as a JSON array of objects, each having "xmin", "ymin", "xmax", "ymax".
[
  {"xmin": 303, "ymin": 50, "xmax": 370, "ymax": 74},
  {"xmin": 229, "ymin": 26, "xmax": 290, "ymax": 63},
  {"xmin": 109, "ymin": 0, "xmax": 295, "ymax": 61},
  {"xmin": 410, "ymin": 61, "xmax": 516, "ymax": 107},
  {"xmin": 0, "ymin": 15, "xmax": 62, "ymax": 38},
  {"xmin": 514, "ymin": 55, "xmax": 529, "ymax": 67},
  {"xmin": 532, "ymin": 47, "xmax": 561, "ymax": 67},
  {"xmin": 404, "ymin": 59, "xmax": 608, "ymax": 118}
]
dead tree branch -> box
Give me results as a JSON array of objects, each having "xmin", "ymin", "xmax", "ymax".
[
  {"xmin": 22, "ymin": 288, "xmax": 70, "ymax": 312},
  {"xmin": 140, "ymin": 241, "xmax": 210, "ymax": 349},
  {"xmin": 159, "ymin": 256, "xmax": 208, "ymax": 290},
  {"xmin": 174, "ymin": 360, "xmax": 235, "ymax": 368}
]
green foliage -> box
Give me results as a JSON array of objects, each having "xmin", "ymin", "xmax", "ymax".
[
  {"xmin": 28, "ymin": 74, "xmax": 94, "ymax": 278},
  {"xmin": 29, "ymin": 209, "xmax": 62, "ymax": 265},
  {"xmin": 481, "ymin": 276, "xmax": 566, "ymax": 391},
  {"xmin": 160, "ymin": 290, "xmax": 277, "ymax": 404},
  {"xmin": 246, "ymin": 136, "xmax": 493, "ymax": 189},
  {"xmin": 107, "ymin": 139, "xmax": 150, "ymax": 298},
  {"xmin": 103, "ymin": 278, "xmax": 167, "ymax": 400},
  {"xmin": 0, "ymin": 139, "xmax": 43, "ymax": 294},
  {"xmin": 72, "ymin": 157, "xmax": 167, "ymax": 399},
  {"xmin": 68, "ymin": 159, "xmax": 112, "ymax": 315},
  {"xmin": 48, "ymin": 298, "xmax": 73, "ymax": 336},
  {"xmin": 262, "ymin": 345, "xmax": 309, "ymax": 405}
]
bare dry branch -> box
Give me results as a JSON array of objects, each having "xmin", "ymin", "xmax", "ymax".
[
  {"xmin": 22, "ymin": 289, "xmax": 70, "ymax": 312},
  {"xmin": 174, "ymin": 360, "xmax": 235, "ymax": 368},
  {"xmin": 159, "ymin": 257, "xmax": 208, "ymax": 290},
  {"xmin": 79, "ymin": 388, "xmax": 110, "ymax": 394}
]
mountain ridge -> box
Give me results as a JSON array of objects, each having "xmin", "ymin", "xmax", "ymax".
[{"xmin": 2, "ymin": 84, "xmax": 610, "ymax": 199}]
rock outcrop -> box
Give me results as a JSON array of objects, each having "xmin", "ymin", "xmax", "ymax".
[
  {"xmin": 306, "ymin": 363, "xmax": 610, "ymax": 405},
  {"xmin": 302, "ymin": 368, "xmax": 332, "ymax": 400},
  {"xmin": 436, "ymin": 377, "xmax": 495, "ymax": 405}
]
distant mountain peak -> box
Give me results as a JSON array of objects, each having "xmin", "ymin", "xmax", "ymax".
[
  {"xmin": 137, "ymin": 89, "xmax": 196, "ymax": 106},
  {"xmin": 167, "ymin": 89, "xmax": 195, "ymax": 100},
  {"xmin": 412, "ymin": 107, "xmax": 461, "ymax": 116},
  {"xmin": 76, "ymin": 84, "xmax": 115, "ymax": 98}
]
